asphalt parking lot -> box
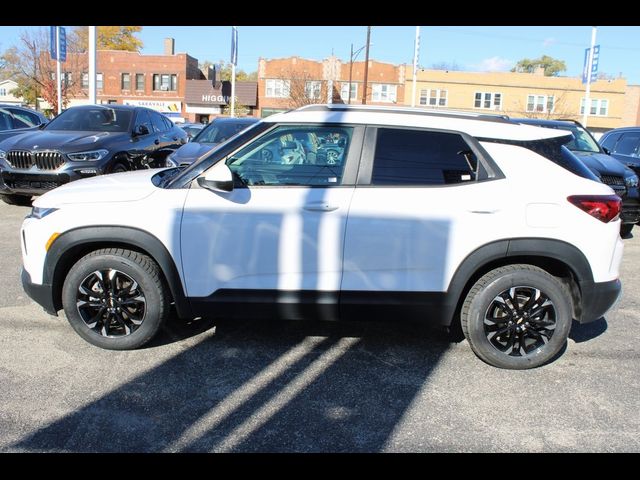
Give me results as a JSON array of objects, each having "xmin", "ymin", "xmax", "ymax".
[{"xmin": 0, "ymin": 200, "xmax": 639, "ymax": 453}]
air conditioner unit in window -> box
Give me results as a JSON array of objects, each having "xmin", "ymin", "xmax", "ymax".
[{"xmin": 160, "ymin": 85, "xmax": 169, "ymax": 91}]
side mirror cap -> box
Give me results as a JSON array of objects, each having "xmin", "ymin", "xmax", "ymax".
[
  {"xmin": 197, "ymin": 161, "xmax": 234, "ymax": 193},
  {"xmin": 602, "ymin": 146, "xmax": 611, "ymax": 155}
]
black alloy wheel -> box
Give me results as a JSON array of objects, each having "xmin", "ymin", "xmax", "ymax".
[
  {"xmin": 76, "ymin": 268, "xmax": 146, "ymax": 337},
  {"xmin": 483, "ymin": 286, "xmax": 557, "ymax": 357}
]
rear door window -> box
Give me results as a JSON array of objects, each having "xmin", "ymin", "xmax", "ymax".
[{"xmin": 371, "ymin": 128, "xmax": 477, "ymax": 185}]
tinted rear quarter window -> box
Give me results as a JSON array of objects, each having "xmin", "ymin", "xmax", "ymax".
[
  {"xmin": 372, "ymin": 128, "xmax": 476, "ymax": 185},
  {"xmin": 600, "ymin": 132, "xmax": 621, "ymax": 152}
]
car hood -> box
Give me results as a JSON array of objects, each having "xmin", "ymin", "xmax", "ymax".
[
  {"xmin": 33, "ymin": 169, "xmax": 160, "ymax": 207},
  {"xmin": 0, "ymin": 130, "xmax": 128, "ymax": 152},
  {"xmin": 170, "ymin": 141, "xmax": 216, "ymax": 164},
  {"xmin": 573, "ymin": 151, "xmax": 630, "ymax": 177},
  {"xmin": 0, "ymin": 126, "xmax": 42, "ymax": 144}
]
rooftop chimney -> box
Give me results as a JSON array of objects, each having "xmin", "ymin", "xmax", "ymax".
[{"xmin": 164, "ymin": 38, "xmax": 175, "ymax": 56}]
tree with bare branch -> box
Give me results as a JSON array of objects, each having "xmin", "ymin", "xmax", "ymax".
[
  {"xmin": 1, "ymin": 28, "xmax": 86, "ymax": 113},
  {"xmin": 274, "ymin": 67, "xmax": 328, "ymax": 109}
]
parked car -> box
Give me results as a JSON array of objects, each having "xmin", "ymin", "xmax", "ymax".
[
  {"xmin": 21, "ymin": 104, "xmax": 623, "ymax": 369},
  {"xmin": 167, "ymin": 117, "xmax": 259, "ymax": 167},
  {"xmin": 515, "ymin": 118, "xmax": 640, "ymax": 236},
  {"xmin": 599, "ymin": 127, "xmax": 640, "ymax": 176},
  {"xmin": 179, "ymin": 122, "xmax": 205, "ymax": 141},
  {"xmin": 0, "ymin": 104, "xmax": 187, "ymax": 206},
  {"xmin": 0, "ymin": 105, "xmax": 48, "ymax": 144}
]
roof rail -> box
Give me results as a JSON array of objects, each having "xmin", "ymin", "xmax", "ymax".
[{"xmin": 294, "ymin": 104, "xmax": 512, "ymax": 123}]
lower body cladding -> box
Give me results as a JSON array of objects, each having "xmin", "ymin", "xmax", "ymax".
[
  {"xmin": 620, "ymin": 198, "xmax": 640, "ymax": 225},
  {"xmin": 29, "ymin": 281, "xmax": 609, "ymax": 326}
]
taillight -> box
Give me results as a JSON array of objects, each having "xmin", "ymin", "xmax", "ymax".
[{"xmin": 567, "ymin": 195, "xmax": 621, "ymax": 223}]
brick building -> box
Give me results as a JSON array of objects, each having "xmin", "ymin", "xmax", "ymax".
[
  {"xmin": 257, "ymin": 56, "xmax": 406, "ymax": 117},
  {"xmin": 404, "ymin": 68, "xmax": 636, "ymax": 134}
]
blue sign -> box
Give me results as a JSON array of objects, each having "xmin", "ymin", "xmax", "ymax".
[
  {"xmin": 582, "ymin": 45, "xmax": 600, "ymax": 84},
  {"xmin": 50, "ymin": 26, "xmax": 57, "ymax": 60},
  {"xmin": 230, "ymin": 26, "xmax": 238, "ymax": 66},
  {"xmin": 59, "ymin": 27, "xmax": 66, "ymax": 62}
]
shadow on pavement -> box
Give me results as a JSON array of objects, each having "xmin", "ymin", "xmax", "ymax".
[
  {"xmin": 569, "ymin": 317, "xmax": 608, "ymax": 343},
  {"xmin": 13, "ymin": 317, "xmax": 451, "ymax": 452}
]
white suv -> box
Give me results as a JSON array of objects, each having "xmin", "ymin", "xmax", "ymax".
[{"xmin": 19, "ymin": 105, "xmax": 623, "ymax": 369}]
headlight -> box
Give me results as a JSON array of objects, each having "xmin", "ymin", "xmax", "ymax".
[
  {"xmin": 67, "ymin": 149, "xmax": 109, "ymax": 161},
  {"xmin": 29, "ymin": 206, "xmax": 58, "ymax": 219},
  {"xmin": 625, "ymin": 175, "xmax": 639, "ymax": 188}
]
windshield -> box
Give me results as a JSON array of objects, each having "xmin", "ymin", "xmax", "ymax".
[
  {"xmin": 562, "ymin": 125, "xmax": 601, "ymax": 153},
  {"xmin": 193, "ymin": 121, "xmax": 254, "ymax": 144},
  {"xmin": 45, "ymin": 108, "xmax": 132, "ymax": 132}
]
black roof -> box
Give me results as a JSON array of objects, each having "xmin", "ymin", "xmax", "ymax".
[
  {"xmin": 601, "ymin": 126, "xmax": 640, "ymax": 135},
  {"xmin": 210, "ymin": 117, "xmax": 259, "ymax": 124},
  {"xmin": 67, "ymin": 104, "xmax": 139, "ymax": 112}
]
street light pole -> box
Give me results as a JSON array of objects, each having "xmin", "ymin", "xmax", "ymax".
[
  {"xmin": 348, "ymin": 44, "xmax": 354, "ymax": 104},
  {"xmin": 361, "ymin": 26, "xmax": 371, "ymax": 105}
]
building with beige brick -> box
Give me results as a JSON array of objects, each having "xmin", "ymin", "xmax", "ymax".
[
  {"xmin": 405, "ymin": 68, "xmax": 637, "ymax": 134},
  {"xmin": 257, "ymin": 56, "xmax": 406, "ymax": 117}
]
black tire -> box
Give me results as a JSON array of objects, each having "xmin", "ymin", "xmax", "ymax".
[
  {"xmin": 620, "ymin": 223, "xmax": 634, "ymax": 237},
  {"xmin": 111, "ymin": 160, "xmax": 130, "ymax": 173},
  {"xmin": 461, "ymin": 264, "xmax": 572, "ymax": 369},
  {"xmin": 1, "ymin": 194, "xmax": 32, "ymax": 206},
  {"xmin": 61, "ymin": 248, "xmax": 170, "ymax": 350}
]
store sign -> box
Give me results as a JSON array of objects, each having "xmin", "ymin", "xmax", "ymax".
[
  {"xmin": 201, "ymin": 94, "xmax": 237, "ymax": 103},
  {"xmin": 123, "ymin": 99, "xmax": 182, "ymax": 112}
]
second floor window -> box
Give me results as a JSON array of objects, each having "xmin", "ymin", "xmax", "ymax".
[
  {"xmin": 81, "ymin": 73, "xmax": 89, "ymax": 89},
  {"xmin": 371, "ymin": 84, "xmax": 397, "ymax": 103},
  {"xmin": 135, "ymin": 74, "xmax": 144, "ymax": 91},
  {"xmin": 526, "ymin": 94, "xmax": 555, "ymax": 113},
  {"xmin": 121, "ymin": 73, "xmax": 131, "ymax": 90},
  {"xmin": 419, "ymin": 89, "xmax": 448, "ymax": 107},
  {"xmin": 474, "ymin": 92, "xmax": 502, "ymax": 110},
  {"xmin": 265, "ymin": 79, "xmax": 290, "ymax": 98},
  {"xmin": 305, "ymin": 81, "xmax": 322, "ymax": 100},
  {"xmin": 97, "ymin": 73, "xmax": 103, "ymax": 90},
  {"xmin": 340, "ymin": 82, "xmax": 358, "ymax": 102},
  {"xmin": 580, "ymin": 98, "xmax": 609, "ymax": 116},
  {"xmin": 153, "ymin": 74, "xmax": 177, "ymax": 91}
]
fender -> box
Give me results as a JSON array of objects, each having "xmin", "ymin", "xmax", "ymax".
[
  {"xmin": 439, "ymin": 237, "xmax": 594, "ymax": 326},
  {"xmin": 44, "ymin": 226, "xmax": 192, "ymax": 318}
]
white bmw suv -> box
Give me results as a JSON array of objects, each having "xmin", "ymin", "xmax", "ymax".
[{"xmin": 19, "ymin": 105, "xmax": 623, "ymax": 369}]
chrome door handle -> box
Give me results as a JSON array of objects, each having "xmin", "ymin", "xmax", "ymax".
[
  {"xmin": 469, "ymin": 209, "xmax": 500, "ymax": 214},
  {"xmin": 304, "ymin": 203, "xmax": 339, "ymax": 212}
]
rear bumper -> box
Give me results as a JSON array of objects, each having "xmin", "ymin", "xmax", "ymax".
[
  {"xmin": 579, "ymin": 278, "xmax": 621, "ymax": 323},
  {"xmin": 21, "ymin": 268, "xmax": 57, "ymax": 316}
]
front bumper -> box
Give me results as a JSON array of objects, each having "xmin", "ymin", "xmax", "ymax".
[
  {"xmin": 0, "ymin": 168, "xmax": 103, "ymax": 196},
  {"xmin": 21, "ymin": 268, "xmax": 58, "ymax": 316},
  {"xmin": 579, "ymin": 278, "xmax": 621, "ymax": 323}
]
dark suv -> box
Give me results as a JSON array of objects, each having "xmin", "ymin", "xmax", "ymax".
[
  {"xmin": 0, "ymin": 105, "xmax": 187, "ymax": 205},
  {"xmin": 515, "ymin": 118, "xmax": 640, "ymax": 236},
  {"xmin": 0, "ymin": 105, "xmax": 48, "ymax": 143},
  {"xmin": 599, "ymin": 127, "xmax": 640, "ymax": 176}
]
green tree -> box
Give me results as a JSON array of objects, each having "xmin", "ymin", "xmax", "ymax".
[
  {"xmin": 71, "ymin": 26, "xmax": 143, "ymax": 52},
  {"xmin": 199, "ymin": 60, "xmax": 257, "ymax": 81},
  {"xmin": 511, "ymin": 55, "xmax": 566, "ymax": 76}
]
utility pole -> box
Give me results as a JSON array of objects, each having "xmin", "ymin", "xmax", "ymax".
[
  {"xmin": 411, "ymin": 26, "xmax": 420, "ymax": 107},
  {"xmin": 348, "ymin": 44, "xmax": 354, "ymax": 104},
  {"xmin": 361, "ymin": 26, "xmax": 371, "ymax": 105},
  {"xmin": 88, "ymin": 26, "xmax": 96, "ymax": 104},
  {"xmin": 582, "ymin": 26, "xmax": 598, "ymax": 127}
]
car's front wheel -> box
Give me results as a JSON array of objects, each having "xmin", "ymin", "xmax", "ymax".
[
  {"xmin": 61, "ymin": 248, "xmax": 170, "ymax": 350},
  {"xmin": 461, "ymin": 264, "xmax": 572, "ymax": 369}
]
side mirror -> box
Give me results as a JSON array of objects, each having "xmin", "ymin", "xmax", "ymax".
[
  {"xmin": 602, "ymin": 146, "xmax": 611, "ymax": 155},
  {"xmin": 197, "ymin": 161, "xmax": 234, "ymax": 193},
  {"xmin": 38, "ymin": 122, "xmax": 47, "ymax": 130},
  {"xmin": 134, "ymin": 124, "xmax": 150, "ymax": 136}
]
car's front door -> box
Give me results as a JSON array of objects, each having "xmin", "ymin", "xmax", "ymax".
[{"xmin": 180, "ymin": 123, "xmax": 363, "ymax": 320}]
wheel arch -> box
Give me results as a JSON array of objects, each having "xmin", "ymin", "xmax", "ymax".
[
  {"xmin": 443, "ymin": 238, "xmax": 593, "ymax": 328},
  {"xmin": 45, "ymin": 226, "xmax": 192, "ymax": 318}
]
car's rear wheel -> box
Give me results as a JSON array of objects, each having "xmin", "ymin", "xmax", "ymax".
[
  {"xmin": 461, "ymin": 264, "xmax": 572, "ymax": 369},
  {"xmin": 1, "ymin": 194, "xmax": 32, "ymax": 206},
  {"xmin": 61, "ymin": 248, "xmax": 170, "ymax": 350}
]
